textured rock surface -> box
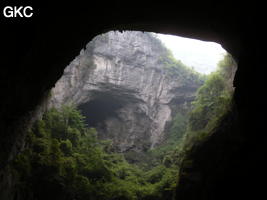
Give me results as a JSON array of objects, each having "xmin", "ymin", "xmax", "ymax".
[{"xmin": 50, "ymin": 31, "xmax": 202, "ymax": 152}]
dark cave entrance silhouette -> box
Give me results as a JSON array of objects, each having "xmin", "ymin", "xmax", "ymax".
[{"xmin": 17, "ymin": 30, "xmax": 238, "ymax": 200}]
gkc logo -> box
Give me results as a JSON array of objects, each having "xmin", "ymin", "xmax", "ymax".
[{"xmin": 3, "ymin": 6, "xmax": 33, "ymax": 18}]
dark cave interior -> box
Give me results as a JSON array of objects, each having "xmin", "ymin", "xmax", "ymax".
[
  {"xmin": 0, "ymin": 2, "xmax": 266, "ymax": 200},
  {"xmin": 78, "ymin": 93, "xmax": 125, "ymax": 128}
]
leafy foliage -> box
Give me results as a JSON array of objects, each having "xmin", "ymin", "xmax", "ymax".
[
  {"xmin": 179, "ymin": 54, "xmax": 236, "ymax": 155},
  {"xmin": 160, "ymin": 49, "xmax": 206, "ymax": 84},
  {"xmin": 12, "ymin": 105, "xmax": 178, "ymax": 200},
  {"xmin": 151, "ymin": 54, "xmax": 236, "ymax": 173}
]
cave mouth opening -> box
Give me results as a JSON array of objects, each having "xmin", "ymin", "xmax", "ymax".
[
  {"xmin": 55, "ymin": 29, "xmax": 238, "ymax": 164},
  {"xmin": 68, "ymin": 30, "xmax": 237, "ymax": 173},
  {"xmin": 70, "ymin": 31, "xmax": 237, "ymax": 154},
  {"xmin": 78, "ymin": 92, "xmax": 126, "ymax": 128},
  {"xmin": 10, "ymin": 30, "xmax": 238, "ymax": 200}
]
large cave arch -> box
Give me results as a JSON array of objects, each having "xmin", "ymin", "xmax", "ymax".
[
  {"xmin": 0, "ymin": 4, "xmax": 264, "ymax": 200},
  {"xmin": 78, "ymin": 93, "xmax": 126, "ymax": 128}
]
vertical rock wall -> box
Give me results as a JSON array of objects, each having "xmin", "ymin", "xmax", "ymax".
[{"xmin": 50, "ymin": 31, "xmax": 203, "ymax": 152}]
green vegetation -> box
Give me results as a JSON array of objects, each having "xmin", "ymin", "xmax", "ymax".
[
  {"xmin": 147, "ymin": 53, "xmax": 236, "ymax": 181},
  {"xmin": 143, "ymin": 112, "xmax": 188, "ymax": 169},
  {"xmin": 179, "ymin": 53, "xmax": 235, "ymax": 154},
  {"xmin": 160, "ymin": 48, "xmax": 206, "ymax": 84},
  {"xmin": 12, "ymin": 105, "xmax": 178, "ymax": 200},
  {"xmin": 11, "ymin": 52, "xmax": 235, "ymax": 200}
]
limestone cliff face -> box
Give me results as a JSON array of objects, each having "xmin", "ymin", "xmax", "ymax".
[{"xmin": 50, "ymin": 31, "xmax": 202, "ymax": 152}]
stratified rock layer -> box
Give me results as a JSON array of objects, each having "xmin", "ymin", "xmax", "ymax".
[{"xmin": 50, "ymin": 31, "xmax": 202, "ymax": 152}]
